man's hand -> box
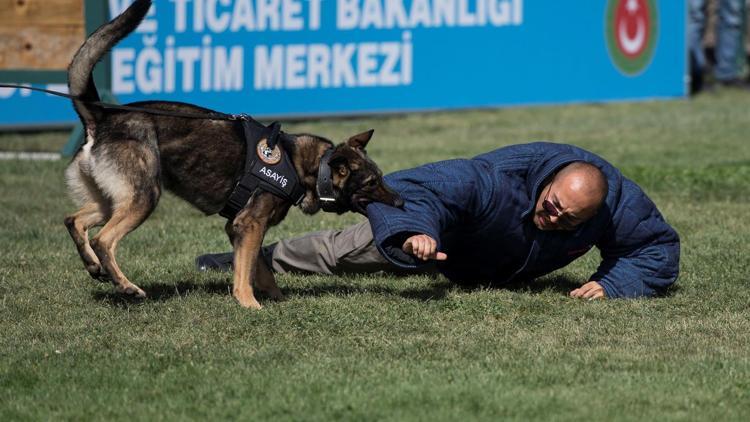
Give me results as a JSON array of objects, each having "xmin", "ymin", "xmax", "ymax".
[
  {"xmin": 570, "ymin": 281, "xmax": 606, "ymax": 300},
  {"xmin": 402, "ymin": 234, "xmax": 448, "ymax": 261}
]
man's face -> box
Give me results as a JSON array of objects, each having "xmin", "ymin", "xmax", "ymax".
[{"xmin": 533, "ymin": 173, "xmax": 601, "ymax": 231}]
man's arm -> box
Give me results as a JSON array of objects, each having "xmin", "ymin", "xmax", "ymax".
[{"xmin": 590, "ymin": 180, "xmax": 680, "ymax": 298}]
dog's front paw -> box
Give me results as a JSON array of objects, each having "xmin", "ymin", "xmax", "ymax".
[
  {"xmin": 233, "ymin": 291, "xmax": 263, "ymax": 309},
  {"xmin": 256, "ymin": 283, "xmax": 285, "ymax": 301},
  {"xmin": 255, "ymin": 276, "xmax": 284, "ymax": 301},
  {"xmin": 237, "ymin": 297, "xmax": 263, "ymax": 309}
]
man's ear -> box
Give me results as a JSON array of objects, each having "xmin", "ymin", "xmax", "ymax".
[
  {"xmin": 346, "ymin": 129, "xmax": 374, "ymax": 150},
  {"xmin": 329, "ymin": 153, "xmax": 350, "ymax": 177}
]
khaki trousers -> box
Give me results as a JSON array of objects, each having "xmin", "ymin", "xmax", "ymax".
[{"xmin": 268, "ymin": 221, "xmax": 433, "ymax": 276}]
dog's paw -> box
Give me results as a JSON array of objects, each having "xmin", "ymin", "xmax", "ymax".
[
  {"xmin": 117, "ymin": 284, "xmax": 147, "ymax": 299},
  {"xmin": 255, "ymin": 280, "xmax": 284, "ymax": 301},
  {"xmin": 86, "ymin": 264, "xmax": 111, "ymax": 283},
  {"xmin": 268, "ymin": 290, "xmax": 286, "ymax": 301},
  {"xmin": 235, "ymin": 294, "xmax": 263, "ymax": 310},
  {"xmin": 258, "ymin": 287, "xmax": 285, "ymax": 301}
]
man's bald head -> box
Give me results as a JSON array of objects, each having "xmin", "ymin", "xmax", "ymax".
[
  {"xmin": 557, "ymin": 162, "xmax": 609, "ymax": 211},
  {"xmin": 533, "ymin": 161, "xmax": 608, "ymax": 231}
]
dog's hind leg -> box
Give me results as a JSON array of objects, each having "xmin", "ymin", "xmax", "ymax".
[
  {"xmin": 87, "ymin": 137, "xmax": 161, "ymax": 298},
  {"xmin": 90, "ymin": 191, "xmax": 159, "ymax": 298},
  {"xmin": 64, "ymin": 153, "xmax": 113, "ymax": 281},
  {"xmin": 64, "ymin": 202, "xmax": 109, "ymax": 281}
]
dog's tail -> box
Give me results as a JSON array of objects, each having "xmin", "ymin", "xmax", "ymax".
[{"xmin": 67, "ymin": 0, "xmax": 152, "ymax": 128}]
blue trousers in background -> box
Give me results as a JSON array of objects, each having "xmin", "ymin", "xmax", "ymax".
[{"xmin": 689, "ymin": 0, "xmax": 746, "ymax": 82}]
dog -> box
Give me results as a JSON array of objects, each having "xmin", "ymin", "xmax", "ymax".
[{"xmin": 63, "ymin": 0, "xmax": 403, "ymax": 309}]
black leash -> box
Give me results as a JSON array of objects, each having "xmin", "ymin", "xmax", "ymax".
[
  {"xmin": 0, "ymin": 83, "xmax": 286, "ymax": 148},
  {"xmin": 0, "ymin": 83, "xmax": 249, "ymax": 123}
]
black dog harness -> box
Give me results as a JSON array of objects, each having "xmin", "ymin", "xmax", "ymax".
[{"xmin": 219, "ymin": 117, "xmax": 307, "ymax": 220}]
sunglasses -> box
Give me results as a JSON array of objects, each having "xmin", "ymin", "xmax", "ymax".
[
  {"xmin": 541, "ymin": 178, "xmax": 578, "ymax": 230},
  {"xmin": 542, "ymin": 179, "xmax": 562, "ymax": 217}
]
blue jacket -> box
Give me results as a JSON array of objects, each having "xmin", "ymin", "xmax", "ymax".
[{"xmin": 366, "ymin": 142, "xmax": 680, "ymax": 298}]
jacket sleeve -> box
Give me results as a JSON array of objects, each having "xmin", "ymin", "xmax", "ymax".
[
  {"xmin": 366, "ymin": 166, "xmax": 470, "ymax": 268},
  {"xmin": 591, "ymin": 180, "xmax": 680, "ymax": 298}
]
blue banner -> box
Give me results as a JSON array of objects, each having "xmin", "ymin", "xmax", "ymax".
[{"xmin": 0, "ymin": 0, "xmax": 686, "ymax": 127}]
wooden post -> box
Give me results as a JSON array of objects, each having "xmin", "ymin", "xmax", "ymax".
[{"xmin": 0, "ymin": 0, "xmax": 116, "ymax": 156}]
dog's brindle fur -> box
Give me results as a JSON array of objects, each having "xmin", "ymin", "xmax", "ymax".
[{"xmin": 63, "ymin": 0, "xmax": 402, "ymax": 309}]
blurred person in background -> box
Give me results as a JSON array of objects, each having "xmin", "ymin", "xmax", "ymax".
[{"xmin": 689, "ymin": 0, "xmax": 749, "ymax": 93}]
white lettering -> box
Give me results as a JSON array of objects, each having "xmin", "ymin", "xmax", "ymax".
[
  {"xmin": 336, "ymin": 0, "xmax": 524, "ymax": 29},
  {"xmin": 257, "ymin": 0, "xmax": 281, "ymax": 30},
  {"xmin": 176, "ymin": 47, "xmax": 200, "ymax": 92},
  {"xmin": 332, "ymin": 43, "xmax": 357, "ymax": 87},
  {"xmin": 136, "ymin": 39, "xmax": 163, "ymax": 94},
  {"xmin": 171, "ymin": 0, "xmax": 190, "ymax": 32},
  {"xmin": 201, "ymin": 35, "xmax": 213, "ymax": 91},
  {"xmin": 254, "ymin": 45, "xmax": 284, "ymax": 89},
  {"xmin": 357, "ymin": 43, "xmax": 378, "ymax": 86},
  {"xmin": 410, "ymin": 0, "xmax": 433, "ymax": 27},
  {"xmin": 307, "ymin": 44, "xmax": 331, "ymax": 87},
  {"xmin": 379, "ymin": 42, "xmax": 400, "ymax": 85},
  {"xmin": 432, "ymin": 0, "xmax": 456, "ymax": 26},
  {"xmin": 457, "ymin": 0, "xmax": 476, "ymax": 26},
  {"xmin": 385, "ymin": 0, "xmax": 408, "ymax": 28},
  {"xmin": 253, "ymin": 34, "xmax": 414, "ymax": 90},
  {"xmin": 113, "ymin": 39, "xmax": 244, "ymax": 95},
  {"xmin": 281, "ymin": 0, "xmax": 304, "ymax": 30},
  {"xmin": 213, "ymin": 46, "xmax": 244, "ymax": 90},
  {"xmin": 194, "ymin": 0, "xmax": 205, "ymax": 31},
  {"xmin": 308, "ymin": 0, "xmax": 322, "ymax": 29},
  {"xmin": 231, "ymin": 0, "xmax": 257, "ymax": 31},
  {"xmin": 113, "ymin": 49, "xmax": 136, "ymax": 94},
  {"xmin": 259, "ymin": 166, "xmax": 288, "ymax": 188},
  {"xmin": 338, "ymin": 0, "xmax": 359, "ymax": 30},
  {"xmin": 206, "ymin": 0, "xmax": 232, "ymax": 32},
  {"xmin": 164, "ymin": 36, "xmax": 176, "ymax": 92},
  {"xmin": 361, "ymin": 0, "xmax": 384, "ymax": 29},
  {"xmin": 285, "ymin": 45, "xmax": 307, "ymax": 89}
]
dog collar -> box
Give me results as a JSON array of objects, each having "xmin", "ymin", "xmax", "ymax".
[
  {"xmin": 316, "ymin": 148, "xmax": 338, "ymax": 212},
  {"xmin": 219, "ymin": 119, "xmax": 306, "ymax": 220}
]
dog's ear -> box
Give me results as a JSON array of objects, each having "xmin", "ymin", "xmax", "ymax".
[
  {"xmin": 346, "ymin": 129, "xmax": 374, "ymax": 150},
  {"xmin": 329, "ymin": 153, "xmax": 350, "ymax": 178}
]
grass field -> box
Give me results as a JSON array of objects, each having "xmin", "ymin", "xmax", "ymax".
[{"xmin": 1, "ymin": 91, "xmax": 749, "ymax": 420}]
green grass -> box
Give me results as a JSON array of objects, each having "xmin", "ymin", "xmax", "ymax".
[{"xmin": 2, "ymin": 90, "xmax": 750, "ymax": 420}]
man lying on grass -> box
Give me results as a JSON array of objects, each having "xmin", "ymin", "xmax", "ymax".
[{"xmin": 198, "ymin": 142, "xmax": 680, "ymax": 299}]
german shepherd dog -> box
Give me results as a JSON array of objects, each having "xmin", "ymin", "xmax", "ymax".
[{"xmin": 64, "ymin": 0, "xmax": 402, "ymax": 309}]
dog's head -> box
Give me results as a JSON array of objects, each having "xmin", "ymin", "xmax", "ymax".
[{"xmin": 299, "ymin": 129, "xmax": 403, "ymax": 215}]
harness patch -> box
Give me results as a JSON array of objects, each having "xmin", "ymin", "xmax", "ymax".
[{"xmin": 256, "ymin": 138, "xmax": 281, "ymax": 164}]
